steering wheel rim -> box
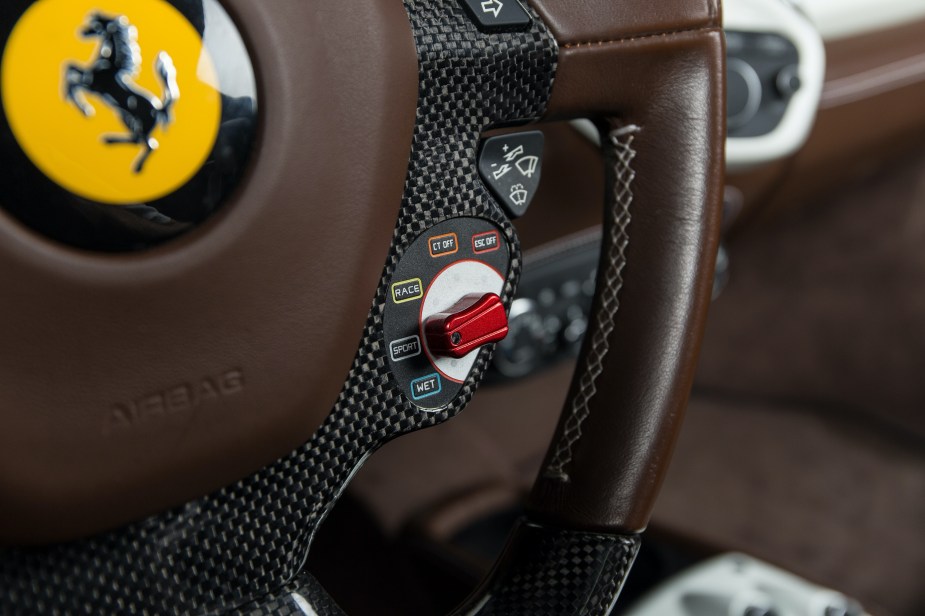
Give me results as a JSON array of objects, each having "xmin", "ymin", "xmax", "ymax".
[{"xmin": 0, "ymin": 0, "xmax": 724, "ymax": 613}]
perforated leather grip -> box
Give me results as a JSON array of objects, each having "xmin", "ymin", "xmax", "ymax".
[{"xmin": 526, "ymin": 24, "xmax": 726, "ymax": 533}]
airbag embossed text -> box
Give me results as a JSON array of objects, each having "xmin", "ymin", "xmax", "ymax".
[{"xmin": 104, "ymin": 369, "xmax": 245, "ymax": 435}]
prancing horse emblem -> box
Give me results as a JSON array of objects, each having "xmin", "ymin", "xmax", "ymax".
[{"xmin": 64, "ymin": 13, "xmax": 180, "ymax": 174}]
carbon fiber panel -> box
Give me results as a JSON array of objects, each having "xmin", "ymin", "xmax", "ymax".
[
  {"xmin": 236, "ymin": 522, "xmax": 641, "ymax": 616},
  {"xmin": 452, "ymin": 521, "xmax": 641, "ymax": 616},
  {"xmin": 234, "ymin": 574, "xmax": 344, "ymax": 616},
  {"xmin": 0, "ymin": 1, "xmax": 557, "ymax": 613}
]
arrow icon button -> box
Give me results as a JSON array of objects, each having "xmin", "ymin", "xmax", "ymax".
[
  {"xmin": 481, "ymin": 0, "xmax": 503, "ymax": 18},
  {"xmin": 460, "ymin": 0, "xmax": 532, "ymax": 32}
]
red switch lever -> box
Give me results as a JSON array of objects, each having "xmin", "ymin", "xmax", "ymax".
[{"xmin": 425, "ymin": 293, "xmax": 509, "ymax": 359}]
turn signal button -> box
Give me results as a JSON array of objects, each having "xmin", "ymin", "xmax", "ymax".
[{"xmin": 425, "ymin": 293, "xmax": 509, "ymax": 359}]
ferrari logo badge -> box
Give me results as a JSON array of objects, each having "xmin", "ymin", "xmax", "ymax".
[
  {"xmin": 1, "ymin": 0, "xmax": 221, "ymax": 205},
  {"xmin": 64, "ymin": 13, "xmax": 180, "ymax": 174}
]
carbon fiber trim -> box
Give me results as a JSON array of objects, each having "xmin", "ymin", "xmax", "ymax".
[
  {"xmin": 452, "ymin": 521, "xmax": 641, "ymax": 616},
  {"xmin": 0, "ymin": 1, "xmax": 557, "ymax": 613},
  {"xmin": 239, "ymin": 522, "xmax": 640, "ymax": 616},
  {"xmin": 234, "ymin": 574, "xmax": 344, "ymax": 616}
]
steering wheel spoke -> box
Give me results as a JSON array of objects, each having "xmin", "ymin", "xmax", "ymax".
[{"xmin": 0, "ymin": 0, "xmax": 723, "ymax": 614}]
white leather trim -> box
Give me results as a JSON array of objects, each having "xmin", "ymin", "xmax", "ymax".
[
  {"xmin": 794, "ymin": 0, "xmax": 925, "ymax": 41},
  {"xmin": 725, "ymin": 0, "xmax": 826, "ymax": 171}
]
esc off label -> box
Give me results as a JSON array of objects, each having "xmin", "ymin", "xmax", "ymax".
[{"xmin": 472, "ymin": 230, "xmax": 500, "ymax": 253}]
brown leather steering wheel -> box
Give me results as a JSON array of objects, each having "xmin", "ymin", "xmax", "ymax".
[{"xmin": 0, "ymin": 0, "xmax": 724, "ymax": 613}]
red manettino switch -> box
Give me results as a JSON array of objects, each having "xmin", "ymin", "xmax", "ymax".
[{"xmin": 424, "ymin": 293, "xmax": 509, "ymax": 359}]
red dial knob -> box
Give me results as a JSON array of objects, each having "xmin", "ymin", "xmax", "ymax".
[{"xmin": 424, "ymin": 293, "xmax": 509, "ymax": 359}]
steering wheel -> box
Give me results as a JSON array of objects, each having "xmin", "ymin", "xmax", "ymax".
[{"xmin": 0, "ymin": 0, "xmax": 724, "ymax": 613}]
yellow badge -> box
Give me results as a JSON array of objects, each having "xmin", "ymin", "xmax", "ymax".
[{"xmin": 1, "ymin": 0, "xmax": 221, "ymax": 205}]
